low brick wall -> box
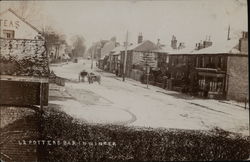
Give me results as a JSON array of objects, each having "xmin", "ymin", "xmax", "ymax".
[
  {"xmin": 227, "ymin": 56, "xmax": 248, "ymax": 102},
  {"xmin": 130, "ymin": 69, "xmax": 143, "ymax": 81},
  {"xmin": 0, "ymin": 106, "xmax": 35, "ymax": 128},
  {"xmin": 0, "ymin": 106, "xmax": 40, "ymax": 161}
]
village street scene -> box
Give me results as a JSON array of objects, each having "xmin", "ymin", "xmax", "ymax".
[{"xmin": 0, "ymin": 0, "xmax": 249, "ymax": 161}]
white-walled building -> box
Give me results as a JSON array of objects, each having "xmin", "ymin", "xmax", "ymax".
[{"xmin": 0, "ymin": 8, "xmax": 43, "ymax": 40}]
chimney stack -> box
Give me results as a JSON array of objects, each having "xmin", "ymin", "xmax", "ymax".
[
  {"xmin": 239, "ymin": 31, "xmax": 248, "ymax": 54},
  {"xmin": 138, "ymin": 32, "xmax": 143, "ymax": 44},
  {"xmin": 171, "ymin": 35, "xmax": 177, "ymax": 49},
  {"xmin": 178, "ymin": 42, "xmax": 185, "ymax": 50},
  {"xmin": 203, "ymin": 36, "xmax": 212, "ymax": 48}
]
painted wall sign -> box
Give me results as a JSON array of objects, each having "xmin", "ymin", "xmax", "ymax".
[{"xmin": 0, "ymin": 19, "xmax": 20, "ymax": 29}]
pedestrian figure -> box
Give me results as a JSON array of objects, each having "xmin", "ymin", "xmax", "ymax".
[
  {"xmin": 163, "ymin": 75, "xmax": 168, "ymax": 89},
  {"xmin": 204, "ymin": 82, "xmax": 210, "ymax": 98},
  {"xmin": 87, "ymin": 73, "xmax": 91, "ymax": 84},
  {"xmin": 115, "ymin": 69, "xmax": 118, "ymax": 76}
]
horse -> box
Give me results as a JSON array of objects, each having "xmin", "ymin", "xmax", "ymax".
[{"xmin": 79, "ymin": 70, "xmax": 88, "ymax": 82}]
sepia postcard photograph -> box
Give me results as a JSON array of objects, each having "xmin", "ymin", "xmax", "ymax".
[{"xmin": 0, "ymin": 0, "xmax": 249, "ymax": 161}]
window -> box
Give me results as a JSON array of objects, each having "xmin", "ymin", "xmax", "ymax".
[
  {"xmin": 176, "ymin": 56, "xmax": 179, "ymax": 64},
  {"xmin": 218, "ymin": 56, "xmax": 222, "ymax": 68},
  {"xmin": 3, "ymin": 30, "xmax": 15, "ymax": 39},
  {"xmin": 198, "ymin": 56, "xmax": 203, "ymax": 68},
  {"xmin": 202, "ymin": 56, "xmax": 205, "ymax": 67}
]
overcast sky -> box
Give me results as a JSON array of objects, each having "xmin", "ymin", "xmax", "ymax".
[{"xmin": 1, "ymin": 0, "xmax": 248, "ymax": 48}]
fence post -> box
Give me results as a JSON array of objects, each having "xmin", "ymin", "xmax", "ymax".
[
  {"xmin": 40, "ymin": 82, "xmax": 43, "ymax": 112},
  {"xmin": 245, "ymin": 97, "xmax": 247, "ymax": 109}
]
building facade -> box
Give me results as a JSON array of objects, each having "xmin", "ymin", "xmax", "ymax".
[
  {"xmin": 0, "ymin": 8, "xmax": 49, "ymax": 106},
  {"xmin": 154, "ymin": 32, "xmax": 248, "ymax": 101},
  {"xmin": 0, "ymin": 8, "xmax": 43, "ymax": 40}
]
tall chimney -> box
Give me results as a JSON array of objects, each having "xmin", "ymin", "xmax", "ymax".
[
  {"xmin": 138, "ymin": 32, "xmax": 143, "ymax": 44},
  {"xmin": 227, "ymin": 25, "xmax": 231, "ymax": 40}
]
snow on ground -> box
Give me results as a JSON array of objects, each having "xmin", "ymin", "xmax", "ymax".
[{"xmin": 50, "ymin": 59, "xmax": 249, "ymax": 135}]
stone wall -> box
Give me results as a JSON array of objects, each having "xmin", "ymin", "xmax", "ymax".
[{"xmin": 227, "ymin": 55, "xmax": 248, "ymax": 101}]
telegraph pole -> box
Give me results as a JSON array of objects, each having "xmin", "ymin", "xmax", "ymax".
[
  {"xmin": 123, "ymin": 31, "xmax": 128, "ymax": 81},
  {"xmin": 145, "ymin": 52, "xmax": 150, "ymax": 89},
  {"xmin": 91, "ymin": 43, "xmax": 95, "ymax": 69}
]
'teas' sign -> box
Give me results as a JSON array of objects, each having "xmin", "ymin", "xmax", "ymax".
[{"xmin": 0, "ymin": 19, "xmax": 20, "ymax": 29}]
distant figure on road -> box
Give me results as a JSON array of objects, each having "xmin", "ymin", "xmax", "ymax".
[{"xmin": 87, "ymin": 73, "xmax": 92, "ymax": 84}]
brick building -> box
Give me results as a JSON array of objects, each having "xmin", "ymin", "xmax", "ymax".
[
  {"xmin": 120, "ymin": 35, "xmax": 158, "ymax": 79},
  {"xmin": 154, "ymin": 32, "xmax": 248, "ymax": 101}
]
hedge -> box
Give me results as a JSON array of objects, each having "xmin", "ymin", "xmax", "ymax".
[{"xmin": 41, "ymin": 107, "xmax": 250, "ymax": 161}]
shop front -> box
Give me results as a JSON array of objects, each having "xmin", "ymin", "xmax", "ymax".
[{"xmin": 196, "ymin": 68, "xmax": 226, "ymax": 99}]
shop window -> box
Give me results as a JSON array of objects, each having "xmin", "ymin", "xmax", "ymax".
[{"xmin": 3, "ymin": 30, "xmax": 15, "ymax": 39}]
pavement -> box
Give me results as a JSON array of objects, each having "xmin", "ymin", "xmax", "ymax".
[{"xmin": 49, "ymin": 59, "xmax": 250, "ymax": 136}]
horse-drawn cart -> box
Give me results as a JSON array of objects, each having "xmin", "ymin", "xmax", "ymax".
[{"xmin": 79, "ymin": 70, "xmax": 101, "ymax": 84}]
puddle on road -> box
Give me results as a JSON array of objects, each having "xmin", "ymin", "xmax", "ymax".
[{"xmin": 65, "ymin": 88, "xmax": 112, "ymax": 106}]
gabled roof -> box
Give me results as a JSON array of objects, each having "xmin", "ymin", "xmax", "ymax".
[
  {"xmin": 152, "ymin": 45, "xmax": 173, "ymax": 53},
  {"xmin": 120, "ymin": 40, "xmax": 158, "ymax": 52},
  {"xmin": 0, "ymin": 8, "xmax": 41, "ymax": 34},
  {"xmin": 101, "ymin": 40, "xmax": 116, "ymax": 56},
  {"xmin": 168, "ymin": 46, "xmax": 195, "ymax": 55},
  {"xmin": 152, "ymin": 45, "xmax": 195, "ymax": 55},
  {"xmin": 110, "ymin": 45, "xmax": 124, "ymax": 55},
  {"xmin": 153, "ymin": 39, "xmax": 242, "ymax": 56},
  {"xmin": 191, "ymin": 39, "xmax": 240, "ymax": 55}
]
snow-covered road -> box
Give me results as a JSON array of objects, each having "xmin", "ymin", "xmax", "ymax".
[{"xmin": 50, "ymin": 59, "xmax": 249, "ymax": 135}]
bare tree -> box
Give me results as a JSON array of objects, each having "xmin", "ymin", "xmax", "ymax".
[{"xmin": 71, "ymin": 35, "xmax": 87, "ymax": 58}]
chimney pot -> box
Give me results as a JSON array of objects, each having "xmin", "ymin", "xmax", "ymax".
[{"xmin": 138, "ymin": 33, "xmax": 143, "ymax": 44}]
